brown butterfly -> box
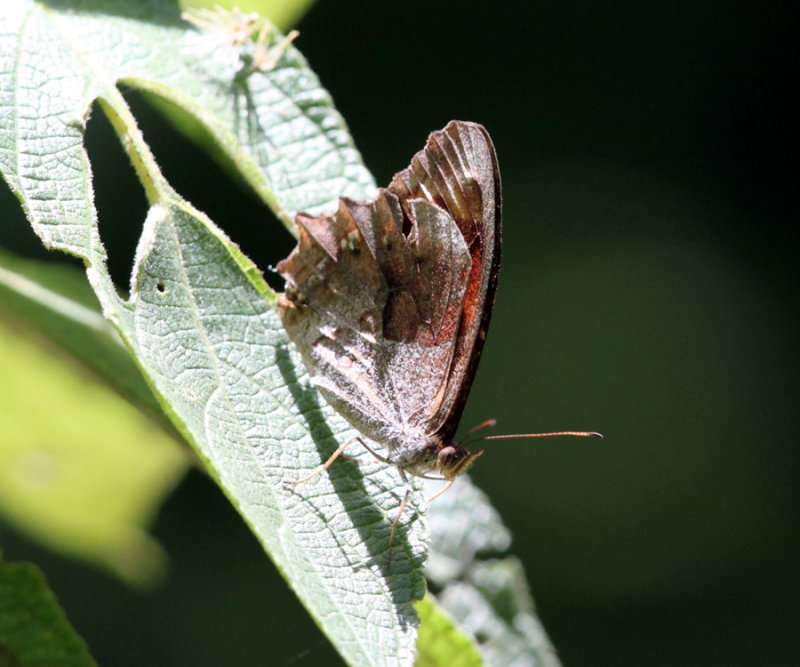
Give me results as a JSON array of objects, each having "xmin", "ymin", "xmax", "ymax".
[{"xmin": 277, "ymin": 121, "xmax": 599, "ymax": 557}]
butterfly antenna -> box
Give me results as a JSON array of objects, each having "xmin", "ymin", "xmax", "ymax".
[
  {"xmin": 462, "ymin": 420, "xmax": 602, "ymax": 447},
  {"xmin": 458, "ymin": 418, "xmax": 498, "ymax": 447},
  {"xmin": 484, "ymin": 430, "xmax": 603, "ymax": 441},
  {"xmin": 468, "ymin": 418, "xmax": 497, "ymax": 435}
]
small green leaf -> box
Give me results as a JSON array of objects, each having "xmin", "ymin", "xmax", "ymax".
[
  {"xmin": 0, "ymin": 556, "xmax": 96, "ymax": 666},
  {"xmin": 425, "ymin": 477, "xmax": 562, "ymax": 667},
  {"xmin": 415, "ymin": 594, "xmax": 485, "ymax": 667}
]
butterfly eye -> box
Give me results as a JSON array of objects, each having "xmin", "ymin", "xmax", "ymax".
[
  {"xmin": 437, "ymin": 445, "xmax": 483, "ymax": 480},
  {"xmin": 436, "ymin": 445, "xmax": 459, "ymax": 468}
]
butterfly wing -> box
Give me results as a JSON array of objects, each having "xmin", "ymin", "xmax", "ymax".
[
  {"xmin": 388, "ymin": 121, "xmax": 502, "ymax": 442},
  {"xmin": 277, "ymin": 121, "xmax": 500, "ymax": 449}
]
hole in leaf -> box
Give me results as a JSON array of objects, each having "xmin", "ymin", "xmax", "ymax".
[
  {"xmin": 120, "ymin": 87, "xmax": 295, "ymax": 294},
  {"xmin": 86, "ymin": 99, "xmax": 149, "ymax": 295},
  {"xmin": 155, "ymin": 278, "xmax": 167, "ymax": 295}
]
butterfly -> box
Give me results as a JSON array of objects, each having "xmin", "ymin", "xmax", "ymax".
[{"xmin": 277, "ymin": 120, "xmax": 599, "ymax": 557}]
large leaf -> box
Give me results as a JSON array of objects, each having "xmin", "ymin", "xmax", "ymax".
[
  {"xmin": 0, "ymin": 556, "xmax": 96, "ymax": 667},
  {"xmin": 0, "ymin": 2, "xmax": 425, "ymax": 665}
]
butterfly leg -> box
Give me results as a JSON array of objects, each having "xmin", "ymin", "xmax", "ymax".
[
  {"xmin": 387, "ymin": 468, "xmax": 413, "ymax": 565},
  {"xmin": 426, "ymin": 478, "xmax": 455, "ymax": 503},
  {"xmin": 413, "ymin": 472, "xmax": 457, "ymax": 503},
  {"xmin": 284, "ymin": 436, "xmax": 364, "ymax": 485},
  {"xmin": 351, "ymin": 438, "xmax": 393, "ymax": 465},
  {"xmin": 285, "ymin": 434, "xmax": 398, "ymax": 486}
]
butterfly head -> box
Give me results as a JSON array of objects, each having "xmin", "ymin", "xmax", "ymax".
[{"xmin": 436, "ymin": 444, "xmax": 484, "ymax": 480}]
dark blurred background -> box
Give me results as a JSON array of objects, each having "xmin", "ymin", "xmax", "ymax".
[{"xmin": 2, "ymin": 1, "xmax": 798, "ymax": 665}]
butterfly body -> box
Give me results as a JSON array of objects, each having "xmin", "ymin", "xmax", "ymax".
[{"xmin": 277, "ymin": 121, "xmax": 501, "ymax": 484}]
